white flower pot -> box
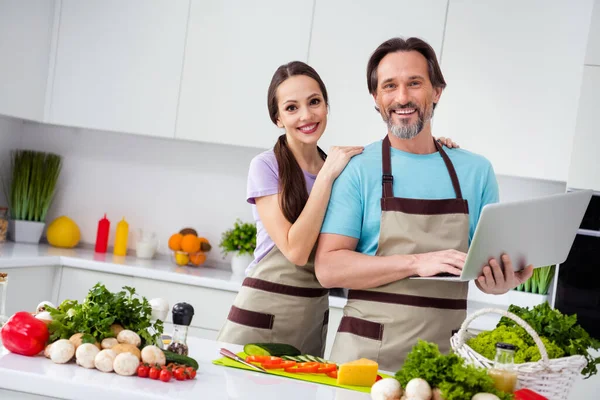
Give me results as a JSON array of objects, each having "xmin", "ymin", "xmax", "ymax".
[
  {"xmin": 8, "ymin": 220, "xmax": 45, "ymax": 244},
  {"xmin": 231, "ymin": 252, "xmax": 253, "ymax": 276}
]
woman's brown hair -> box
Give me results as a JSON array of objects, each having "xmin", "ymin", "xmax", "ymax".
[{"xmin": 267, "ymin": 61, "xmax": 328, "ymax": 223}]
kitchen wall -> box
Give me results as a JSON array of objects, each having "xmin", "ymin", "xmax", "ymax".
[
  {"xmin": 0, "ymin": 116, "xmax": 22, "ymax": 207},
  {"xmin": 0, "ymin": 115, "xmax": 567, "ymax": 267}
]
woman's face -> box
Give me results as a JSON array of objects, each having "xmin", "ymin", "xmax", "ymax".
[{"xmin": 275, "ymin": 75, "xmax": 328, "ymax": 146}]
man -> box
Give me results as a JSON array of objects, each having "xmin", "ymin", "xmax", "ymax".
[{"xmin": 314, "ymin": 37, "xmax": 533, "ymax": 371}]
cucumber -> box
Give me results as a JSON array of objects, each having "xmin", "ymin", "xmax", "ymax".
[
  {"xmin": 243, "ymin": 343, "xmax": 301, "ymax": 357},
  {"xmin": 163, "ymin": 350, "xmax": 199, "ymax": 370},
  {"xmin": 304, "ymin": 355, "xmax": 320, "ymax": 362},
  {"xmin": 282, "ymin": 355, "xmax": 302, "ymax": 362}
]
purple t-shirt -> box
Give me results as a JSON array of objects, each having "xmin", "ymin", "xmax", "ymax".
[{"xmin": 246, "ymin": 150, "xmax": 317, "ymax": 275}]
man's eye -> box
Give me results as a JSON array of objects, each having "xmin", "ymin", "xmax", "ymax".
[
  {"xmin": 384, "ymin": 83, "xmax": 395, "ymax": 89},
  {"xmin": 286, "ymin": 105, "xmax": 297, "ymax": 111},
  {"xmin": 409, "ymin": 81, "xmax": 421, "ymax": 87}
]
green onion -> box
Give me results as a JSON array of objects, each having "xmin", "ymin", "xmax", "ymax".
[
  {"xmin": 512, "ymin": 265, "xmax": 555, "ymax": 295},
  {"xmin": 3, "ymin": 150, "xmax": 62, "ymax": 223}
]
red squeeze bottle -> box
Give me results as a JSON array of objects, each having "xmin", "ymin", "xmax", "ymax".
[{"xmin": 95, "ymin": 214, "xmax": 110, "ymax": 253}]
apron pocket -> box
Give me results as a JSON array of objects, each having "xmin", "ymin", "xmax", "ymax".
[
  {"xmin": 220, "ymin": 305, "xmax": 275, "ymax": 344},
  {"xmin": 331, "ymin": 316, "xmax": 383, "ymax": 364}
]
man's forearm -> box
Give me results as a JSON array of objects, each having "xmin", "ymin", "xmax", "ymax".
[{"xmin": 315, "ymin": 249, "xmax": 418, "ymax": 289}]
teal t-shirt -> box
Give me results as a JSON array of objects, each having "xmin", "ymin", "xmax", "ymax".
[{"xmin": 321, "ymin": 139, "xmax": 500, "ymax": 255}]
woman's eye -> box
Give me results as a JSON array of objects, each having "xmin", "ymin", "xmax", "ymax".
[
  {"xmin": 310, "ymin": 98, "xmax": 321, "ymax": 105},
  {"xmin": 286, "ymin": 105, "xmax": 297, "ymax": 112}
]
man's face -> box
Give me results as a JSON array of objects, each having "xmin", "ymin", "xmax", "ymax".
[{"xmin": 373, "ymin": 51, "xmax": 442, "ymax": 140}]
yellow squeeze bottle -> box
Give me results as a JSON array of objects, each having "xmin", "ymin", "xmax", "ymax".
[{"xmin": 113, "ymin": 217, "xmax": 129, "ymax": 256}]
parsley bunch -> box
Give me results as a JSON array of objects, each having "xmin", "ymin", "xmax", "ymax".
[
  {"xmin": 395, "ymin": 340, "xmax": 513, "ymax": 400},
  {"xmin": 47, "ymin": 283, "xmax": 164, "ymax": 347}
]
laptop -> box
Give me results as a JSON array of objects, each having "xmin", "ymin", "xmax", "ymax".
[{"xmin": 411, "ymin": 189, "xmax": 593, "ymax": 282}]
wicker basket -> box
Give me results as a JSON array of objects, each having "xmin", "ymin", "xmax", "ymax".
[{"xmin": 450, "ymin": 308, "xmax": 587, "ymax": 400}]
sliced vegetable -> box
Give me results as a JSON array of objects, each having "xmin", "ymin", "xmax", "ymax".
[
  {"xmin": 285, "ymin": 361, "xmax": 319, "ymax": 373},
  {"xmin": 326, "ymin": 370, "xmax": 338, "ymax": 379},
  {"xmin": 245, "ymin": 355, "xmax": 281, "ymax": 364},
  {"xmin": 317, "ymin": 363, "xmax": 337, "ymax": 374},
  {"xmin": 514, "ymin": 388, "xmax": 548, "ymax": 400},
  {"xmin": 263, "ymin": 360, "xmax": 297, "ymax": 370},
  {"xmin": 243, "ymin": 343, "xmax": 301, "ymax": 357}
]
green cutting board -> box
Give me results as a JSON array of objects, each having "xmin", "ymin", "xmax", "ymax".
[{"xmin": 212, "ymin": 352, "xmax": 394, "ymax": 394}]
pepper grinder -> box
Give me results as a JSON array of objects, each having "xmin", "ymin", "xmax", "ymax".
[
  {"xmin": 0, "ymin": 272, "xmax": 8, "ymax": 327},
  {"xmin": 167, "ymin": 302, "xmax": 194, "ymax": 356}
]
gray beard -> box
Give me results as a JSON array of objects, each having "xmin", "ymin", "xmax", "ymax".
[{"xmin": 389, "ymin": 118, "xmax": 424, "ymax": 140}]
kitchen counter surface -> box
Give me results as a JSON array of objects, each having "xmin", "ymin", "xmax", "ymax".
[
  {"xmin": 0, "ymin": 336, "xmax": 370, "ymax": 400},
  {"xmin": 0, "ymin": 242, "xmax": 349, "ymax": 309}
]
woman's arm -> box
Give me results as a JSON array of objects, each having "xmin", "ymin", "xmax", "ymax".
[{"xmin": 256, "ymin": 146, "xmax": 362, "ymax": 266}]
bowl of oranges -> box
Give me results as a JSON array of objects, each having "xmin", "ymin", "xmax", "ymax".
[{"xmin": 168, "ymin": 228, "xmax": 212, "ymax": 267}]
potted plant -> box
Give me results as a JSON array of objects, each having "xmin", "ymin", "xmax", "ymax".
[
  {"xmin": 219, "ymin": 219, "xmax": 256, "ymax": 276},
  {"xmin": 511, "ymin": 265, "xmax": 555, "ymax": 307},
  {"xmin": 3, "ymin": 150, "xmax": 62, "ymax": 244}
]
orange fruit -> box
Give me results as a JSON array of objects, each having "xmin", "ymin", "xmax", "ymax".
[
  {"xmin": 180, "ymin": 234, "xmax": 201, "ymax": 253},
  {"xmin": 189, "ymin": 252, "xmax": 207, "ymax": 266},
  {"xmin": 168, "ymin": 233, "xmax": 183, "ymax": 251},
  {"xmin": 198, "ymin": 237, "xmax": 212, "ymax": 252}
]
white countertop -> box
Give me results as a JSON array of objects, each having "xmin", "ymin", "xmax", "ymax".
[
  {"xmin": 0, "ymin": 336, "xmax": 370, "ymax": 400},
  {"xmin": 0, "ymin": 242, "xmax": 349, "ymax": 309}
]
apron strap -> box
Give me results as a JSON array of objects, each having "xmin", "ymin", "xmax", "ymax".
[
  {"xmin": 381, "ymin": 136, "xmax": 394, "ymax": 198},
  {"xmin": 381, "ymin": 136, "xmax": 463, "ymax": 200},
  {"xmin": 434, "ymin": 139, "xmax": 463, "ymax": 199}
]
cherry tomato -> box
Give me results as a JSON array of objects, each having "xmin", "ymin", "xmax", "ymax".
[
  {"xmin": 159, "ymin": 369, "xmax": 172, "ymax": 382},
  {"xmin": 174, "ymin": 367, "xmax": 187, "ymax": 381},
  {"xmin": 376, "ymin": 375, "xmax": 383, "ymax": 382},
  {"xmin": 186, "ymin": 367, "xmax": 196, "ymax": 379},
  {"xmin": 149, "ymin": 366, "xmax": 161, "ymax": 380},
  {"xmin": 137, "ymin": 364, "xmax": 150, "ymax": 378}
]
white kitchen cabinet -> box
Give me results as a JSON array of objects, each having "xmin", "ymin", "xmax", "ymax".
[
  {"xmin": 175, "ymin": 0, "xmax": 314, "ymax": 149},
  {"xmin": 0, "ymin": 1, "xmax": 55, "ymax": 121},
  {"xmin": 56, "ymin": 267, "xmax": 134, "ymax": 304},
  {"xmin": 568, "ymin": 66, "xmax": 600, "ymax": 191},
  {"xmin": 2, "ymin": 266, "xmax": 59, "ymax": 317},
  {"xmin": 307, "ymin": 0, "xmax": 448, "ymax": 150},
  {"xmin": 435, "ymin": 0, "xmax": 594, "ymax": 182},
  {"xmin": 586, "ymin": 0, "xmax": 600, "ymax": 66},
  {"xmin": 47, "ymin": 0, "xmax": 189, "ymax": 138}
]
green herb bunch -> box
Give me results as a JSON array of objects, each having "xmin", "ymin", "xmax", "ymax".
[
  {"xmin": 46, "ymin": 283, "xmax": 164, "ymax": 347},
  {"xmin": 3, "ymin": 150, "xmax": 62, "ymax": 222},
  {"xmin": 219, "ymin": 218, "xmax": 257, "ymax": 256},
  {"xmin": 395, "ymin": 340, "xmax": 512, "ymax": 400},
  {"xmin": 514, "ymin": 265, "xmax": 555, "ymax": 295}
]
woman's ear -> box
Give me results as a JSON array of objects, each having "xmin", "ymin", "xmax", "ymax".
[{"xmin": 276, "ymin": 119, "xmax": 284, "ymax": 129}]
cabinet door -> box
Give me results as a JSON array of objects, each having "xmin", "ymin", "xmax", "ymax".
[
  {"xmin": 176, "ymin": 0, "xmax": 314, "ymax": 149},
  {"xmin": 57, "ymin": 267, "xmax": 134, "ymax": 304},
  {"xmin": 435, "ymin": 0, "xmax": 594, "ymax": 181},
  {"xmin": 0, "ymin": 0, "xmax": 55, "ymax": 121},
  {"xmin": 568, "ymin": 66, "xmax": 600, "ymax": 191},
  {"xmin": 2, "ymin": 266, "xmax": 59, "ymax": 317},
  {"xmin": 586, "ymin": 0, "xmax": 600, "ymax": 66},
  {"xmin": 307, "ymin": 0, "xmax": 448, "ymax": 150},
  {"xmin": 48, "ymin": 0, "xmax": 189, "ymax": 138}
]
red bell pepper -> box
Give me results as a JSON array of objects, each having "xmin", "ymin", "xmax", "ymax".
[
  {"xmin": 0, "ymin": 312, "xmax": 49, "ymax": 356},
  {"xmin": 514, "ymin": 388, "xmax": 548, "ymax": 400}
]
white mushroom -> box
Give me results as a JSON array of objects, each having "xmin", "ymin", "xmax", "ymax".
[
  {"xmin": 94, "ymin": 349, "xmax": 117, "ymax": 373},
  {"xmin": 50, "ymin": 339, "xmax": 75, "ymax": 364},
  {"xmin": 471, "ymin": 394, "xmax": 500, "ymax": 400},
  {"xmin": 404, "ymin": 378, "xmax": 432, "ymax": 400},
  {"xmin": 44, "ymin": 343, "xmax": 53, "ymax": 359},
  {"xmin": 113, "ymin": 352, "xmax": 139, "ymax": 376},
  {"xmin": 101, "ymin": 337, "xmax": 119, "ymax": 349},
  {"xmin": 36, "ymin": 301, "xmax": 55, "ymax": 314},
  {"xmin": 371, "ymin": 378, "xmax": 403, "ymax": 400},
  {"xmin": 141, "ymin": 345, "xmax": 166, "ymax": 366},
  {"xmin": 35, "ymin": 311, "xmax": 53, "ymax": 325},
  {"xmin": 117, "ymin": 329, "xmax": 141, "ymax": 347},
  {"xmin": 76, "ymin": 343, "xmax": 100, "ymax": 369}
]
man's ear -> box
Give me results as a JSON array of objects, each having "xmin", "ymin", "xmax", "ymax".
[
  {"xmin": 432, "ymin": 87, "xmax": 443, "ymax": 104},
  {"xmin": 372, "ymin": 93, "xmax": 381, "ymax": 113}
]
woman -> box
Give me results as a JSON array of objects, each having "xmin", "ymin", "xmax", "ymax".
[{"xmin": 216, "ymin": 61, "xmax": 458, "ymax": 357}]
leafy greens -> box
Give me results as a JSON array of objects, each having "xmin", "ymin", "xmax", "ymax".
[{"xmin": 46, "ymin": 283, "xmax": 164, "ymax": 347}]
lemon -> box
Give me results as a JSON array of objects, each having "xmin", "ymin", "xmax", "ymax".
[
  {"xmin": 174, "ymin": 251, "xmax": 189, "ymax": 266},
  {"xmin": 46, "ymin": 216, "xmax": 81, "ymax": 248}
]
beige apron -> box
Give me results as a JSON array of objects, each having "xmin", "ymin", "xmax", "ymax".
[
  {"xmin": 217, "ymin": 246, "xmax": 330, "ymax": 357},
  {"xmin": 328, "ymin": 136, "xmax": 470, "ymax": 372}
]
